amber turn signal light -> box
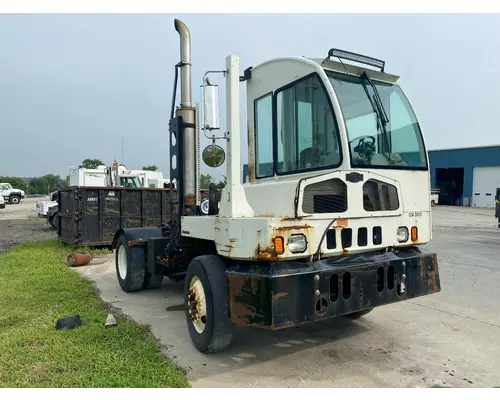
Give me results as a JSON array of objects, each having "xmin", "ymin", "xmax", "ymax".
[
  {"xmin": 411, "ymin": 226, "xmax": 418, "ymax": 241},
  {"xmin": 274, "ymin": 236, "xmax": 284, "ymax": 254}
]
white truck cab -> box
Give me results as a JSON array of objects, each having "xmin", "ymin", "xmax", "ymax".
[
  {"xmin": 110, "ymin": 19, "xmax": 441, "ymax": 354},
  {"xmin": 0, "ymin": 183, "xmax": 25, "ymax": 204}
]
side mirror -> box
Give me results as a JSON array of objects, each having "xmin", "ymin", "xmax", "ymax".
[{"xmin": 203, "ymin": 84, "xmax": 220, "ymax": 131}]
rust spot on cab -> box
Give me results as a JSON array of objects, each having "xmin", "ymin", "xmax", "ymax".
[
  {"xmin": 281, "ymin": 216, "xmax": 304, "ymax": 221},
  {"xmin": 254, "ymin": 243, "xmax": 278, "ymax": 260},
  {"xmin": 272, "ymin": 292, "xmax": 288, "ymax": 301},
  {"xmin": 277, "ymin": 224, "xmax": 312, "ymax": 231},
  {"xmin": 335, "ymin": 218, "xmax": 348, "ymax": 228}
]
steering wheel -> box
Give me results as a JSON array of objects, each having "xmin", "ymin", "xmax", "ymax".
[
  {"xmin": 349, "ymin": 135, "xmax": 376, "ymax": 162},
  {"xmin": 349, "ymin": 135, "xmax": 376, "ymax": 146}
]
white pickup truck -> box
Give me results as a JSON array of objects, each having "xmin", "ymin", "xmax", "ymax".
[
  {"xmin": 0, "ymin": 195, "xmax": 5, "ymax": 210},
  {"xmin": 36, "ymin": 191, "xmax": 58, "ymax": 218},
  {"xmin": 431, "ymin": 188, "xmax": 440, "ymax": 207},
  {"xmin": 0, "ymin": 183, "xmax": 25, "ymax": 204}
]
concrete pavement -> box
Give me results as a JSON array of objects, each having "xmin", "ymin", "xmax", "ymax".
[{"xmin": 75, "ymin": 206, "xmax": 500, "ymax": 388}]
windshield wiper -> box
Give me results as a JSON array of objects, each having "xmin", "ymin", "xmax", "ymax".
[{"xmin": 360, "ymin": 71, "xmax": 394, "ymax": 163}]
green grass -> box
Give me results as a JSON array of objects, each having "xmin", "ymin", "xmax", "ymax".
[{"xmin": 0, "ymin": 240, "xmax": 190, "ymax": 388}]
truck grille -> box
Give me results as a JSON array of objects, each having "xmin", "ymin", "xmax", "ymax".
[{"xmin": 326, "ymin": 226, "xmax": 383, "ymax": 250}]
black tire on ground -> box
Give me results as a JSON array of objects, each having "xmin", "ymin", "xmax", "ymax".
[
  {"xmin": 184, "ymin": 255, "xmax": 234, "ymax": 353},
  {"xmin": 431, "ymin": 200, "xmax": 436, "ymax": 207},
  {"xmin": 343, "ymin": 308, "xmax": 374, "ymax": 319},
  {"xmin": 52, "ymin": 212, "xmax": 60, "ymax": 234},
  {"xmin": 115, "ymin": 234, "xmax": 146, "ymax": 292},
  {"xmin": 143, "ymin": 272, "xmax": 164, "ymax": 289},
  {"xmin": 9, "ymin": 195, "xmax": 20, "ymax": 204}
]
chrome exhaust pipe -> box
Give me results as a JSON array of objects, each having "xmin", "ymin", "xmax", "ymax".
[
  {"xmin": 174, "ymin": 19, "xmax": 192, "ymax": 108},
  {"xmin": 174, "ymin": 18, "xmax": 196, "ymax": 213}
]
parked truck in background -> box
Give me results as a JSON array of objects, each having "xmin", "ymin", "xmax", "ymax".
[
  {"xmin": 46, "ymin": 163, "xmax": 177, "ymax": 230},
  {"xmin": 36, "ymin": 191, "xmax": 58, "ymax": 218},
  {"xmin": 431, "ymin": 188, "xmax": 440, "ymax": 207},
  {"xmin": 0, "ymin": 182, "xmax": 25, "ymax": 204}
]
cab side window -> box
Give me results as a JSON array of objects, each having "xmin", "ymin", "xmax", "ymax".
[{"xmin": 254, "ymin": 93, "xmax": 273, "ymax": 178}]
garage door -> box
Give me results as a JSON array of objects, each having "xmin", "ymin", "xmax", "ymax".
[{"xmin": 472, "ymin": 166, "xmax": 500, "ymax": 208}]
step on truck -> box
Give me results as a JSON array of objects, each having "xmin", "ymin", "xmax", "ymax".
[{"xmin": 111, "ymin": 19, "xmax": 441, "ymax": 353}]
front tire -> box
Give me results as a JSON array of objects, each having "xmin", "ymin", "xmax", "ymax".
[
  {"xmin": 115, "ymin": 235, "xmax": 146, "ymax": 292},
  {"xmin": 184, "ymin": 255, "xmax": 234, "ymax": 353},
  {"xmin": 9, "ymin": 195, "xmax": 20, "ymax": 204}
]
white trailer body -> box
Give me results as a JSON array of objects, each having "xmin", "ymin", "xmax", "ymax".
[{"xmin": 68, "ymin": 166, "xmax": 107, "ymax": 187}]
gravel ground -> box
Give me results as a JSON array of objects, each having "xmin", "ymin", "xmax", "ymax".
[
  {"xmin": 0, "ymin": 219, "xmax": 57, "ymax": 254},
  {"xmin": 0, "ymin": 197, "xmax": 57, "ymax": 254}
]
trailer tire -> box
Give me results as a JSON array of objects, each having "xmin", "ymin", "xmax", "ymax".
[
  {"xmin": 115, "ymin": 235, "xmax": 146, "ymax": 292},
  {"xmin": 343, "ymin": 308, "xmax": 373, "ymax": 319},
  {"xmin": 143, "ymin": 272, "xmax": 164, "ymax": 289},
  {"xmin": 184, "ymin": 255, "xmax": 234, "ymax": 353}
]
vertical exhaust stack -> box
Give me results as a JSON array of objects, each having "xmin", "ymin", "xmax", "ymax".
[{"xmin": 174, "ymin": 19, "xmax": 197, "ymax": 215}]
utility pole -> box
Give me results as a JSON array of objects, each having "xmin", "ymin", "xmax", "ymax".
[{"xmin": 121, "ymin": 137, "xmax": 124, "ymax": 165}]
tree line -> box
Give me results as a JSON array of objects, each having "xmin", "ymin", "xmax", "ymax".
[
  {"xmin": 1, "ymin": 159, "xmax": 226, "ymax": 195},
  {"xmin": 0, "ymin": 174, "xmax": 69, "ymax": 195}
]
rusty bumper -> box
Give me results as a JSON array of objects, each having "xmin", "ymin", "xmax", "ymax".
[{"xmin": 226, "ymin": 246, "xmax": 440, "ymax": 329}]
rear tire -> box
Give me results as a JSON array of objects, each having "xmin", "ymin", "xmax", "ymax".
[
  {"xmin": 184, "ymin": 255, "xmax": 234, "ymax": 353},
  {"xmin": 431, "ymin": 200, "xmax": 436, "ymax": 207},
  {"xmin": 343, "ymin": 308, "xmax": 374, "ymax": 319},
  {"xmin": 115, "ymin": 234, "xmax": 145, "ymax": 292}
]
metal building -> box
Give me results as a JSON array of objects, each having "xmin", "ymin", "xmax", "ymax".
[{"xmin": 428, "ymin": 145, "xmax": 500, "ymax": 208}]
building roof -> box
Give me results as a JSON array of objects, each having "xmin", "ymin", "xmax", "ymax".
[{"xmin": 428, "ymin": 144, "xmax": 500, "ymax": 152}]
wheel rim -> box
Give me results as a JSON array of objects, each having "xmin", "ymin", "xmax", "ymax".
[
  {"xmin": 186, "ymin": 275, "xmax": 207, "ymax": 334},
  {"xmin": 201, "ymin": 199, "xmax": 209, "ymax": 215},
  {"xmin": 117, "ymin": 245, "xmax": 127, "ymax": 280}
]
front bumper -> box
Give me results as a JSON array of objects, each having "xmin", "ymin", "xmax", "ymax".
[
  {"xmin": 226, "ymin": 246, "xmax": 440, "ymax": 329},
  {"xmin": 0, "ymin": 203, "xmax": 5, "ymax": 209}
]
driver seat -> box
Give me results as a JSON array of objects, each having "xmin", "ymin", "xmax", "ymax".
[{"xmin": 299, "ymin": 147, "xmax": 323, "ymax": 169}]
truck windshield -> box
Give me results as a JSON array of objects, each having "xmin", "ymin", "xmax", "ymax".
[
  {"xmin": 120, "ymin": 177, "xmax": 142, "ymax": 188},
  {"xmin": 327, "ymin": 71, "xmax": 427, "ymax": 169}
]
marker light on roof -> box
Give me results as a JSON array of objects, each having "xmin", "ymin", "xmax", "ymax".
[{"xmin": 327, "ymin": 48, "xmax": 385, "ymax": 72}]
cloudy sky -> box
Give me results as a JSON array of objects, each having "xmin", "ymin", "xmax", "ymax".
[{"xmin": 1, "ymin": 13, "xmax": 499, "ymax": 179}]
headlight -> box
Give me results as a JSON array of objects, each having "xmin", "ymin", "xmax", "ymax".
[
  {"xmin": 397, "ymin": 227, "xmax": 409, "ymax": 243},
  {"xmin": 200, "ymin": 199, "xmax": 209, "ymax": 215},
  {"xmin": 288, "ymin": 234, "xmax": 307, "ymax": 253}
]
